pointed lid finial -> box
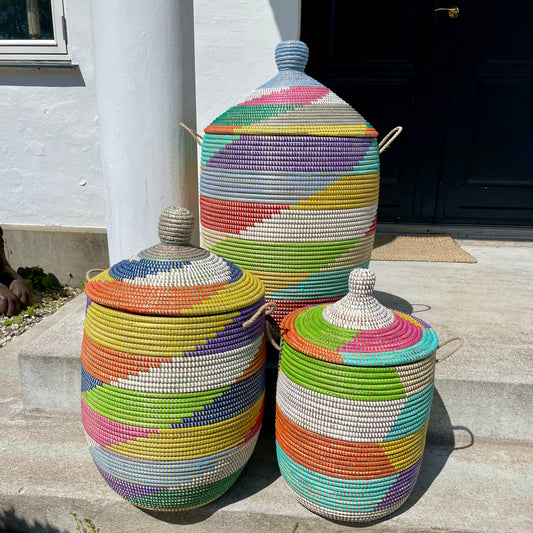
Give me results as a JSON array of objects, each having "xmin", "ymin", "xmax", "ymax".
[
  {"xmin": 322, "ymin": 269, "xmax": 395, "ymax": 330},
  {"xmin": 275, "ymin": 40, "xmax": 309, "ymax": 72},
  {"xmin": 158, "ymin": 206, "xmax": 194, "ymax": 245}
]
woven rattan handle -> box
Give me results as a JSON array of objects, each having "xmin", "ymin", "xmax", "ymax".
[
  {"xmin": 436, "ymin": 336, "xmax": 464, "ymax": 363},
  {"xmin": 242, "ymin": 301, "xmax": 276, "ymax": 328},
  {"xmin": 180, "ymin": 122, "xmax": 203, "ymax": 146},
  {"xmin": 378, "ymin": 126, "xmax": 403, "ymax": 154},
  {"xmin": 86, "ymin": 268, "xmax": 104, "ymax": 281}
]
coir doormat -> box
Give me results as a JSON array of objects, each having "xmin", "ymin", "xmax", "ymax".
[{"xmin": 371, "ymin": 234, "xmax": 477, "ymax": 263}]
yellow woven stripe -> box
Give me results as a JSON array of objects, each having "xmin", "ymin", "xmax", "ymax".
[
  {"xmin": 86, "ymin": 301, "xmax": 242, "ymax": 326},
  {"xmin": 106, "ymin": 393, "xmax": 264, "ymax": 460},
  {"xmin": 232, "ymin": 125, "xmax": 377, "ymax": 137},
  {"xmin": 380, "ymin": 422, "xmax": 428, "ymax": 471},
  {"xmin": 395, "ymin": 311, "xmax": 425, "ymax": 327},
  {"xmin": 293, "ymin": 173, "xmax": 380, "ymax": 210}
]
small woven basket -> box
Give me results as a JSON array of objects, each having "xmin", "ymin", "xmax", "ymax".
[
  {"xmin": 81, "ymin": 207, "xmax": 267, "ymax": 511},
  {"xmin": 200, "ymin": 40, "xmax": 381, "ymax": 324},
  {"xmin": 276, "ymin": 269, "xmax": 438, "ymax": 521}
]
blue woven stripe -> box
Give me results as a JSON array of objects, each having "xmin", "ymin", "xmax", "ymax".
[{"xmin": 269, "ymin": 264, "xmax": 369, "ymax": 300}]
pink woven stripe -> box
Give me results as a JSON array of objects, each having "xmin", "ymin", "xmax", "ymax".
[
  {"xmin": 339, "ymin": 315, "xmax": 423, "ymax": 353},
  {"xmin": 238, "ymin": 86, "xmax": 330, "ymax": 106},
  {"xmin": 81, "ymin": 398, "xmax": 158, "ymax": 446}
]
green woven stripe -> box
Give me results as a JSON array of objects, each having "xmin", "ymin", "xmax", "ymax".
[
  {"xmin": 210, "ymin": 239, "xmax": 360, "ymax": 272},
  {"xmin": 82, "ymin": 390, "xmax": 222, "ymax": 427},
  {"xmin": 280, "ymin": 344, "xmax": 405, "ymax": 401},
  {"xmin": 129, "ymin": 466, "xmax": 245, "ymax": 510},
  {"xmin": 211, "ymin": 105, "xmax": 299, "ymax": 126},
  {"xmin": 294, "ymin": 305, "xmax": 360, "ymax": 350}
]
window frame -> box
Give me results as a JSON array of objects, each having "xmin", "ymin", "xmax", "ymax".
[{"xmin": 0, "ymin": 0, "xmax": 69, "ymax": 62}]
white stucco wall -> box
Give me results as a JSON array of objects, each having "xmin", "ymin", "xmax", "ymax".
[
  {"xmin": 194, "ymin": 0, "xmax": 301, "ymax": 133},
  {"xmin": 0, "ymin": 0, "xmax": 300, "ymax": 230},
  {"xmin": 0, "ymin": 0, "xmax": 105, "ymax": 228}
]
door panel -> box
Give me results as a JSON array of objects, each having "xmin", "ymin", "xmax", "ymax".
[
  {"xmin": 436, "ymin": 0, "xmax": 533, "ymax": 223},
  {"xmin": 301, "ymin": 0, "xmax": 533, "ymax": 225}
]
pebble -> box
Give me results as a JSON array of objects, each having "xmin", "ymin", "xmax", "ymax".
[{"xmin": 0, "ymin": 287, "xmax": 82, "ymax": 349}]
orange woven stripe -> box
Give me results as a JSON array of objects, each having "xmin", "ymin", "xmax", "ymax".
[
  {"xmin": 86, "ymin": 280, "xmax": 228, "ymax": 314},
  {"xmin": 81, "ymin": 334, "xmax": 267, "ymax": 385},
  {"xmin": 280, "ymin": 308, "xmax": 345, "ymax": 363},
  {"xmin": 276, "ymin": 406, "xmax": 397, "ymax": 479}
]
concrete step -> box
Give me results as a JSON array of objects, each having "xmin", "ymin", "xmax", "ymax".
[
  {"xmin": 0, "ymin": 402, "xmax": 531, "ymax": 533},
  {"xmin": 16, "ymin": 290, "xmax": 533, "ymax": 445}
]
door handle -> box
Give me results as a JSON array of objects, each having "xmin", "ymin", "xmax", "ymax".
[{"xmin": 434, "ymin": 6, "xmax": 460, "ymax": 18}]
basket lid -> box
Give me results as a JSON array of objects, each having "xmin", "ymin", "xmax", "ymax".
[
  {"xmin": 204, "ymin": 40, "xmax": 377, "ymax": 138},
  {"xmin": 280, "ymin": 269, "xmax": 438, "ymax": 366},
  {"xmin": 85, "ymin": 207, "xmax": 264, "ymax": 316}
]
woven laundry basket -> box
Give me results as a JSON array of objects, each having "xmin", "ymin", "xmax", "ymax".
[
  {"xmin": 199, "ymin": 40, "xmax": 381, "ymax": 325},
  {"xmin": 81, "ymin": 207, "xmax": 267, "ymax": 511},
  {"xmin": 276, "ymin": 269, "xmax": 438, "ymax": 521}
]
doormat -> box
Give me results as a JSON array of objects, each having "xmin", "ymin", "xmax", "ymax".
[{"xmin": 371, "ymin": 234, "xmax": 477, "ymax": 263}]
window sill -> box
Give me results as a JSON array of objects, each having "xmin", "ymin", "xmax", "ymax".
[{"xmin": 0, "ymin": 58, "xmax": 77, "ymax": 68}]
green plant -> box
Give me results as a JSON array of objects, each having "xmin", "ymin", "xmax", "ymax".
[
  {"xmin": 17, "ymin": 266, "xmax": 61, "ymax": 291},
  {"xmin": 2, "ymin": 303, "xmax": 41, "ymax": 326},
  {"xmin": 291, "ymin": 522, "xmax": 299, "ymax": 533},
  {"xmin": 70, "ymin": 512, "xmax": 99, "ymax": 533}
]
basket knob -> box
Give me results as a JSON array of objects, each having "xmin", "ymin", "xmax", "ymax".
[
  {"xmin": 275, "ymin": 40, "xmax": 309, "ymax": 72},
  {"xmin": 348, "ymin": 269, "xmax": 376, "ymax": 297},
  {"xmin": 158, "ymin": 206, "xmax": 194, "ymax": 245}
]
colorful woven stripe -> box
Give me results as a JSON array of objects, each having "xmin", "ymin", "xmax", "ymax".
[
  {"xmin": 276, "ymin": 269, "xmax": 437, "ymax": 521},
  {"xmin": 82, "ymin": 207, "xmax": 266, "ymax": 511},
  {"xmin": 199, "ymin": 41, "xmax": 380, "ymax": 323}
]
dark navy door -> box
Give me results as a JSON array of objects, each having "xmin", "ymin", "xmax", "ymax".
[{"xmin": 301, "ymin": 0, "xmax": 533, "ymax": 225}]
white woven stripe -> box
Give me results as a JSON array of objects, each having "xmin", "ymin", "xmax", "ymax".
[
  {"xmin": 109, "ymin": 335, "xmax": 264, "ymax": 392},
  {"xmin": 276, "ymin": 371, "xmax": 404, "ymax": 442},
  {"xmin": 233, "ymin": 205, "xmax": 377, "ymax": 242},
  {"xmin": 124, "ymin": 254, "xmax": 232, "ymax": 287}
]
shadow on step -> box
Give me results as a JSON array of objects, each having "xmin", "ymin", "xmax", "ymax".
[{"xmin": 0, "ymin": 507, "xmax": 68, "ymax": 533}]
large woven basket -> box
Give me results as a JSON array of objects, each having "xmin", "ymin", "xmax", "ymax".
[
  {"xmin": 81, "ymin": 207, "xmax": 266, "ymax": 511},
  {"xmin": 200, "ymin": 40, "xmax": 380, "ymax": 324},
  {"xmin": 276, "ymin": 269, "xmax": 438, "ymax": 521}
]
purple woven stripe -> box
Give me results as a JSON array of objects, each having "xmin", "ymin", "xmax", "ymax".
[
  {"xmin": 183, "ymin": 302, "xmax": 265, "ymax": 357},
  {"xmin": 96, "ymin": 464, "xmax": 164, "ymax": 499},
  {"xmin": 205, "ymin": 137, "xmax": 374, "ymax": 172},
  {"xmin": 373, "ymin": 458, "xmax": 422, "ymax": 512}
]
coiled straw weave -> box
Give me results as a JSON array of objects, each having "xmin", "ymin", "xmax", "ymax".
[
  {"xmin": 82, "ymin": 207, "xmax": 266, "ymax": 511},
  {"xmin": 276, "ymin": 269, "xmax": 438, "ymax": 521},
  {"xmin": 199, "ymin": 41, "xmax": 380, "ymax": 323}
]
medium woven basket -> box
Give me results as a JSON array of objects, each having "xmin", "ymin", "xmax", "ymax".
[
  {"xmin": 200, "ymin": 40, "xmax": 380, "ymax": 324},
  {"xmin": 276, "ymin": 269, "xmax": 438, "ymax": 521},
  {"xmin": 81, "ymin": 207, "xmax": 266, "ymax": 511}
]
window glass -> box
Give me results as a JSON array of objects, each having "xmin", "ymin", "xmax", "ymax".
[{"xmin": 0, "ymin": 0, "xmax": 54, "ymax": 40}]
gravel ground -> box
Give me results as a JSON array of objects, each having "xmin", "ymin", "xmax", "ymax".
[{"xmin": 0, "ymin": 287, "xmax": 82, "ymax": 349}]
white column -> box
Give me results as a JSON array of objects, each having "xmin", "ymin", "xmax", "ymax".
[{"xmin": 90, "ymin": 0, "xmax": 198, "ymax": 264}]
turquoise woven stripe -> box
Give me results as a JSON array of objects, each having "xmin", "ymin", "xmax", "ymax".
[
  {"xmin": 200, "ymin": 134, "xmax": 241, "ymax": 163},
  {"xmin": 386, "ymin": 383, "xmax": 434, "ymax": 441},
  {"xmin": 340, "ymin": 329, "xmax": 439, "ymax": 367},
  {"xmin": 276, "ymin": 444, "xmax": 399, "ymax": 512},
  {"xmin": 269, "ymin": 264, "xmax": 369, "ymax": 300}
]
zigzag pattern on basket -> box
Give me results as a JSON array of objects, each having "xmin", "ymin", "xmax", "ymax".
[
  {"xmin": 276, "ymin": 269, "xmax": 438, "ymax": 521},
  {"xmin": 199, "ymin": 41, "xmax": 381, "ymax": 324},
  {"xmin": 82, "ymin": 207, "xmax": 267, "ymax": 511}
]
